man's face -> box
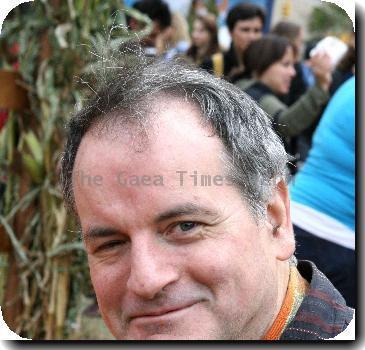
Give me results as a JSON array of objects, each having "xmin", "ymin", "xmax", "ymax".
[
  {"xmin": 231, "ymin": 17, "xmax": 263, "ymax": 54},
  {"xmin": 73, "ymin": 99, "xmax": 292, "ymax": 340}
]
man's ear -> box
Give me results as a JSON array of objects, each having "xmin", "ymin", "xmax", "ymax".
[{"xmin": 266, "ymin": 179, "xmax": 295, "ymax": 261}]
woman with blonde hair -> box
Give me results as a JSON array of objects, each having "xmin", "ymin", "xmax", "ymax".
[{"xmin": 156, "ymin": 12, "xmax": 191, "ymax": 60}]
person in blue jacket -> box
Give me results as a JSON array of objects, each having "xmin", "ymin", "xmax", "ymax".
[{"xmin": 290, "ymin": 76, "xmax": 355, "ymax": 308}]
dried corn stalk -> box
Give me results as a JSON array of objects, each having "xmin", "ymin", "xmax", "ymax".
[{"xmin": 0, "ymin": 0, "xmax": 151, "ymax": 339}]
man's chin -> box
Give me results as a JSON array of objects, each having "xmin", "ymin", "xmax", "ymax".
[
  {"xmin": 123, "ymin": 329, "xmax": 204, "ymax": 340},
  {"xmin": 123, "ymin": 329, "xmax": 218, "ymax": 340},
  {"xmin": 141, "ymin": 333, "xmax": 192, "ymax": 340}
]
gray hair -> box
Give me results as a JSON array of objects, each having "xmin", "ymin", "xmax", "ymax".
[{"xmin": 60, "ymin": 44, "xmax": 289, "ymax": 220}]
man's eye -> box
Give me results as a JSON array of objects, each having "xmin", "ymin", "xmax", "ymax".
[
  {"xmin": 166, "ymin": 222, "xmax": 201, "ymax": 240},
  {"xmin": 96, "ymin": 240, "xmax": 123, "ymax": 252},
  {"xmin": 179, "ymin": 222, "xmax": 197, "ymax": 232}
]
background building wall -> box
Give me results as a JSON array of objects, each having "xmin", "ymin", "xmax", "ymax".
[{"xmin": 271, "ymin": 0, "xmax": 323, "ymax": 38}]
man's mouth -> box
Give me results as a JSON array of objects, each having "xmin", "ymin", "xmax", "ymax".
[{"xmin": 128, "ymin": 301, "xmax": 199, "ymax": 323}]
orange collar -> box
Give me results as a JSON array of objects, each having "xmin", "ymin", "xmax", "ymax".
[{"xmin": 263, "ymin": 266, "xmax": 308, "ymax": 340}]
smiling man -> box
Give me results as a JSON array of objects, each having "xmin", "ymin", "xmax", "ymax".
[{"xmin": 60, "ymin": 53, "xmax": 353, "ymax": 340}]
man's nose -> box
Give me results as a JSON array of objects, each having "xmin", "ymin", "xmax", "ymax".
[{"xmin": 126, "ymin": 237, "xmax": 179, "ymax": 299}]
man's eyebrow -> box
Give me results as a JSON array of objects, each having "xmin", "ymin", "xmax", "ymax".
[
  {"xmin": 82, "ymin": 227, "xmax": 120, "ymax": 242},
  {"xmin": 154, "ymin": 203, "xmax": 219, "ymax": 223},
  {"xmin": 82, "ymin": 204, "xmax": 218, "ymax": 241}
]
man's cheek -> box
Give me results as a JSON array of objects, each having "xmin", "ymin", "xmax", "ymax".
[
  {"xmin": 187, "ymin": 250, "xmax": 234, "ymax": 289},
  {"xmin": 90, "ymin": 266, "xmax": 125, "ymax": 303}
]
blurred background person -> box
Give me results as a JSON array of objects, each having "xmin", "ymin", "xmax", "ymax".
[
  {"xmin": 201, "ymin": 3, "xmax": 265, "ymax": 83},
  {"xmin": 186, "ymin": 13, "xmax": 220, "ymax": 66},
  {"xmin": 271, "ymin": 24, "xmax": 354, "ymax": 166},
  {"xmin": 290, "ymin": 76, "xmax": 355, "ymax": 308},
  {"xmin": 128, "ymin": 0, "xmax": 172, "ymax": 56},
  {"xmin": 330, "ymin": 32, "xmax": 355, "ymax": 96},
  {"xmin": 270, "ymin": 21, "xmax": 316, "ymax": 171},
  {"xmin": 271, "ymin": 21, "xmax": 311, "ymax": 106},
  {"xmin": 156, "ymin": 12, "xmax": 191, "ymax": 60},
  {"xmin": 239, "ymin": 35, "xmax": 332, "ymax": 173},
  {"xmin": 190, "ymin": 0, "xmax": 210, "ymax": 17},
  {"xmin": 163, "ymin": 0, "xmax": 193, "ymax": 18}
]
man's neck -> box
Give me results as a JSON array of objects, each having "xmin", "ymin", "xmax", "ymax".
[
  {"xmin": 237, "ymin": 261, "xmax": 291, "ymax": 340},
  {"xmin": 262, "ymin": 261, "xmax": 310, "ymax": 340},
  {"xmin": 262, "ymin": 261, "xmax": 291, "ymax": 337}
]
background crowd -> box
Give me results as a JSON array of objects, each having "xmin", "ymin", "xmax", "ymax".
[{"xmin": 0, "ymin": 0, "xmax": 355, "ymax": 339}]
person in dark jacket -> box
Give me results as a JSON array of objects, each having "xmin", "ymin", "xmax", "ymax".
[
  {"xmin": 200, "ymin": 3, "xmax": 265, "ymax": 83},
  {"xmin": 128, "ymin": 0, "xmax": 172, "ymax": 56},
  {"xmin": 330, "ymin": 40, "xmax": 355, "ymax": 96}
]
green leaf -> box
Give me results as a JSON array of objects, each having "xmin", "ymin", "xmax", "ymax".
[
  {"xmin": 22, "ymin": 153, "xmax": 43, "ymax": 184},
  {"xmin": 24, "ymin": 131, "xmax": 43, "ymax": 166}
]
